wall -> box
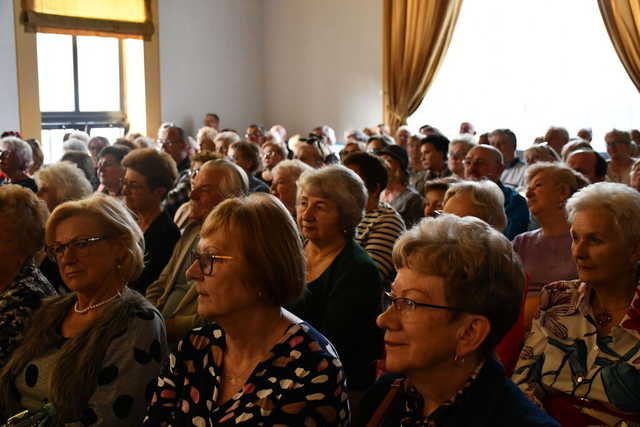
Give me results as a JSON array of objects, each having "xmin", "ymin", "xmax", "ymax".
[
  {"xmin": 0, "ymin": 1, "xmax": 20, "ymax": 133},
  {"xmin": 263, "ymin": 0, "xmax": 383, "ymax": 140},
  {"xmin": 158, "ymin": 0, "xmax": 265, "ymax": 136}
]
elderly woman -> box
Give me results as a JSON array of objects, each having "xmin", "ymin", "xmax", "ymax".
[
  {"xmin": 394, "ymin": 125, "xmax": 411, "ymax": 149},
  {"xmin": 343, "ymin": 152, "xmax": 405, "ymax": 286},
  {"xmin": 291, "ymin": 136, "xmax": 331, "ymax": 168},
  {"xmin": 270, "ymin": 159, "xmax": 313, "ymax": 217},
  {"xmin": 513, "ymin": 162, "xmax": 589, "ymax": 328},
  {"xmin": 144, "ymin": 194, "xmax": 349, "ymax": 425},
  {"xmin": 258, "ymin": 141, "xmax": 286, "ymax": 185},
  {"xmin": 513, "ymin": 182, "xmax": 640, "ymax": 425},
  {"xmin": 87, "ymin": 136, "xmax": 109, "ymax": 167},
  {"xmin": 605, "ymin": 129, "xmax": 636, "ymax": 184},
  {"xmin": 630, "ymin": 158, "xmax": 640, "ymax": 192},
  {"xmin": 0, "ymin": 137, "xmax": 36, "ymax": 192},
  {"xmin": 379, "ymin": 145, "xmax": 424, "ymax": 228},
  {"xmin": 0, "ymin": 185, "xmax": 56, "ymax": 366},
  {"xmin": 96, "ymin": 145, "xmax": 130, "ymax": 197},
  {"xmin": 524, "ymin": 143, "xmax": 561, "ymax": 166},
  {"xmin": 214, "ymin": 131, "xmax": 240, "ymax": 157},
  {"xmin": 448, "ymin": 137, "xmax": 476, "ymax": 179},
  {"xmin": 196, "ymin": 126, "xmax": 218, "ymax": 152},
  {"xmin": 228, "ymin": 141, "xmax": 270, "ymax": 193},
  {"xmin": 26, "ymin": 139, "xmax": 44, "ymax": 176},
  {"xmin": 356, "ymin": 215, "xmax": 559, "ymax": 426},
  {"xmin": 34, "ymin": 162, "xmax": 93, "ymax": 212},
  {"xmin": 121, "ymin": 149, "xmax": 181, "ymax": 293},
  {"xmin": 0, "ymin": 194, "xmax": 167, "ymax": 426},
  {"xmin": 60, "ymin": 150, "xmax": 99, "ymax": 189},
  {"xmin": 290, "ymin": 165, "xmax": 384, "ymax": 398}
]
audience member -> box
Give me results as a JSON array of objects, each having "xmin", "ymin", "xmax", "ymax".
[
  {"xmin": 345, "ymin": 129, "xmax": 369, "ymax": 146},
  {"xmin": 270, "ymin": 159, "xmax": 312, "ymax": 217},
  {"xmin": 144, "ymin": 194, "xmax": 350, "ymax": 425},
  {"xmin": 0, "ymin": 185, "xmax": 55, "ymax": 366},
  {"xmin": 195, "ymin": 126, "xmax": 218, "ymax": 152},
  {"xmin": 292, "ymin": 136, "xmax": 329, "ymax": 168},
  {"xmin": 245, "ymin": 124, "xmax": 266, "ymax": 146},
  {"xmin": 290, "ymin": 165, "xmax": 384, "ymax": 398},
  {"xmin": 442, "ymin": 180, "xmax": 507, "ymax": 233},
  {"xmin": 356, "ymin": 215, "xmax": 558, "ymax": 426},
  {"xmin": 544, "ymin": 126, "xmax": 570, "ymax": 155},
  {"xmin": 0, "ymin": 137, "xmax": 36, "ymax": 192},
  {"xmin": 34, "ymin": 162, "xmax": 93, "ymax": 213},
  {"xmin": 560, "ymin": 139, "xmax": 592, "ymax": 162},
  {"xmin": 448, "ymin": 137, "xmax": 476, "ymax": 179},
  {"xmin": 145, "ymin": 160, "xmax": 248, "ymax": 346},
  {"xmin": 60, "ymin": 150, "xmax": 99, "ymax": 190},
  {"xmin": 524, "ymin": 143, "xmax": 560, "ymax": 166},
  {"xmin": 567, "ymin": 149, "xmax": 607, "ymax": 184},
  {"xmin": 630, "ymin": 158, "xmax": 640, "ymax": 192},
  {"xmin": 269, "ymin": 124, "xmax": 288, "ymax": 144},
  {"xmin": 419, "ymin": 124, "xmax": 440, "ymax": 136},
  {"xmin": 577, "ymin": 127, "xmax": 592, "ymax": 142},
  {"xmin": 259, "ymin": 141, "xmax": 286, "ymax": 185},
  {"xmin": 490, "ymin": 129, "xmax": 526, "ymax": 190},
  {"xmin": 412, "ymin": 134, "xmax": 451, "ymax": 196},
  {"xmin": 25, "ymin": 139, "xmax": 43, "ymax": 176},
  {"xmin": 213, "ymin": 130, "xmax": 240, "ymax": 157},
  {"xmin": 394, "ymin": 125, "xmax": 411, "ymax": 149},
  {"xmin": 463, "ymin": 145, "xmax": 529, "ymax": 239},
  {"xmin": 0, "ymin": 194, "xmax": 167, "ymax": 426},
  {"xmin": 62, "ymin": 130, "xmax": 89, "ymax": 144},
  {"xmin": 377, "ymin": 123, "xmax": 391, "ymax": 136},
  {"xmin": 379, "ymin": 145, "xmax": 424, "ymax": 228},
  {"xmin": 513, "ymin": 162, "xmax": 588, "ymax": 328},
  {"xmin": 343, "ymin": 152, "xmax": 405, "ymax": 286},
  {"xmin": 121, "ymin": 149, "xmax": 180, "ymax": 294},
  {"xmin": 96, "ymin": 145, "xmax": 130, "ymax": 198},
  {"xmin": 459, "ymin": 121, "xmax": 476, "ymax": 135},
  {"xmin": 367, "ymin": 135, "xmax": 393, "ymax": 153},
  {"xmin": 513, "ymin": 182, "xmax": 640, "ymax": 426},
  {"xmin": 203, "ymin": 112, "xmax": 220, "ymax": 130},
  {"xmin": 423, "ymin": 177, "xmax": 458, "ymax": 218},
  {"xmin": 162, "ymin": 126, "xmax": 192, "ymax": 217},
  {"xmin": 229, "ymin": 141, "xmax": 270, "ymax": 193},
  {"xmin": 605, "ymin": 129, "xmax": 635, "ymax": 184},
  {"xmin": 407, "ymin": 134, "xmax": 425, "ymax": 173},
  {"xmin": 312, "ymin": 125, "xmax": 337, "ymax": 146},
  {"xmin": 339, "ymin": 140, "xmax": 365, "ymax": 161},
  {"xmin": 62, "ymin": 138, "xmax": 89, "ymax": 154}
]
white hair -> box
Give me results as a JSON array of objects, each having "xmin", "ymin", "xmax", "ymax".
[
  {"xmin": 443, "ymin": 180, "xmax": 507, "ymax": 232},
  {"xmin": 63, "ymin": 138, "xmax": 89, "ymax": 154},
  {"xmin": 1, "ymin": 137, "xmax": 33, "ymax": 170}
]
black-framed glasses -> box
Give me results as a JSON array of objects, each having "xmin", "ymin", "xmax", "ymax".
[
  {"xmin": 190, "ymin": 250, "xmax": 233, "ymax": 276},
  {"xmin": 46, "ymin": 235, "xmax": 111, "ymax": 262},
  {"xmin": 382, "ymin": 291, "xmax": 467, "ymax": 314}
]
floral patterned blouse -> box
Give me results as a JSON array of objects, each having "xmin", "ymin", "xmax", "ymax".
[
  {"xmin": 513, "ymin": 280, "xmax": 640, "ymax": 421},
  {"xmin": 143, "ymin": 321, "xmax": 350, "ymax": 426}
]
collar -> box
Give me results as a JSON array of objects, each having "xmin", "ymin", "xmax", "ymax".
[{"xmin": 508, "ymin": 157, "xmax": 522, "ymax": 168}]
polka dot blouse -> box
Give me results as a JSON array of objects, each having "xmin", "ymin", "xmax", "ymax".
[{"xmin": 143, "ymin": 321, "xmax": 350, "ymax": 426}]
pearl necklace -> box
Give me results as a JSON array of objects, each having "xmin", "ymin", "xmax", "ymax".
[{"xmin": 74, "ymin": 291, "xmax": 122, "ymax": 314}]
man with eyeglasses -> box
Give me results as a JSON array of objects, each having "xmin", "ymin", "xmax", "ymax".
[
  {"xmin": 161, "ymin": 126, "xmax": 192, "ymax": 218},
  {"xmin": 463, "ymin": 145, "xmax": 529, "ymax": 240},
  {"xmin": 146, "ymin": 159, "xmax": 249, "ymax": 347}
]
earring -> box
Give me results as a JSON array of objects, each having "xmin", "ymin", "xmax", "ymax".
[
  {"xmin": 454, "ymin": 354, "xmax": 465, "ymax": 364},
  {"xmin": 257, "ymin": 290, "xmax": 263, "ymax": 298}
]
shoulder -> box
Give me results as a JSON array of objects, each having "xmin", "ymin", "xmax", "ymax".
[
  {"xmin": 538, "ymin": 280, "xmax": 583, "ymax": 312},
  {"xmin": 495, "ymin": 379, "xmax": 560, "ymax": 426},
  {"xmin": 176, "ymin": 322, "xmax": 223, "ymax": 355},
  {"xmin": 356, "ymin": 374, "xmax": 406, "ymax": 425},
  {"xmin": 340, "ymin": 241, "xmax": 379, "ymax": 271},
  {"xmin": 284, "ymin": 322, "xmax": 343, "ymax": 366}
]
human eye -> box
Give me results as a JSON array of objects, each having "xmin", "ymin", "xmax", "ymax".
[{"xmin": 73, "ymin": 239, "xmax": 92, "ymax": 249}]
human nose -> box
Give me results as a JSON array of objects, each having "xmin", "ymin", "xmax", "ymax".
[
  {"xmin": 186, "ymin": 259, "xmax": 202, "ymax": 281},
  {"xmin": 572, "ymin": 238, "xmax": 587, "ymax": 260},
  {"xmin": 376, "ymin": 304, "xmax": 399, "ymax": 330}
]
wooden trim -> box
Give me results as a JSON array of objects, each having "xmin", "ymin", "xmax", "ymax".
[
  {"xmin": 13, "ymin": 0, "xmax": 41, "ymax": 141},
  {"xmin": 144, "ymin": 0, "xmax": 161, "ymax": 139}
]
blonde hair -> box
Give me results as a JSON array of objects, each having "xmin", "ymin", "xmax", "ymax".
[
  {"xmin": 443, "ymin": 180, "xmax": 507, "ymax": 232},
  {"xmin": 526, "ymin": 162, "xmax": 589, "ymax": 196},
  {"xmin": 0, "ymin": 184, "xmax": 49, "ymax": 259},
  {"xmin": 201, "ymin": 194, "xmax": 305, "ymax": 305},
  {"xmin": 35, "ymin": 162, "xmax": 93, "ymax": 207},
  {"xmin": 46, "ymin": 194, "xmax": 145, "ymax": 282}
]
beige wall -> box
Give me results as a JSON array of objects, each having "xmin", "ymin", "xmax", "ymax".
[{"xmin": 1, "ymin": 1, "xmax": 20, "ymax": 132}]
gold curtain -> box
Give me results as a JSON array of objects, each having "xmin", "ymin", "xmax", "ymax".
[
  {"xmin": 598, "ymin": 0, "xmax": 640, "ymax": 93},
  {"xmin": 21, "ymin": 0, "xmax": 154, "ymax": 40},
  {"xmin": 383, "ymin": 0, "xmax": 463, "ymax": 133}
]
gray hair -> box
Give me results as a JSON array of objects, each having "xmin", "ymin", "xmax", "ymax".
[
  {"xmin": 566, "ymin": 182, "xmax": 640, "ymax": 246},
  {"xmin": 63, "ymin": 138, "xmax": 89, "ymax": 154},
  {"xmin": 1, "ymin": 137, "xmax": 33, "ymax": 170},
  {"xmin": 297, "ymin": 165, "xmax": 368, "ymax": 238},
  {"xmin": 524, "ymin": 144, "xmax": 561, "ymax": 164},
  {"xmin": 196, "ymin": 126, "xmax": 218, "ymax": 143},
  {"xmin": 272, "ymin": 159, "xmax": 313, "ymax": 181},
  {"xmin": 469, "ymin": 144, "xmax": 504, "ymax": 167},
  {"xmin": 393, "ymin": 214, "xmax": 524, "ymax": 359},
  {"xmin": 201, "ymin": 159, "xmax": 249, "ymax": 198},
  {"xmin": 449, "ymin": 137, "xmax": 476, "ymax": 155},
  {"xmin": 64, "ymin": 130, "xmax": 90, "ymax": 144},
  {"xmin": 443, "ymin": 180, "xmax": 507, "ymax": 232},
  {"xmin": 560, "ymin": 140, "xmax": 592, "ymax": 162},
  {"xmin": 35, "ymin": 162, "xmax": 93, "ymax": 207},
  {"xmin": 526, "ymin": 162, "xmax": 589, "ymax": 196}
]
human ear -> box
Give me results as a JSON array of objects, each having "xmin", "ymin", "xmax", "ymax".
[{"xmin": 455, "ymin": 315, "xmax": 491, "ymax": 359}]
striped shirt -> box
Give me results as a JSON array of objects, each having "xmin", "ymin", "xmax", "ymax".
[{"xmin": 355, "ymin": 202, "xmax": 405, "ymax": 285}]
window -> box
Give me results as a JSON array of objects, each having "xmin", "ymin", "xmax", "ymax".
[{"xmin": 407, "ymin": 0, "xmax": 640, "ymax": 152}]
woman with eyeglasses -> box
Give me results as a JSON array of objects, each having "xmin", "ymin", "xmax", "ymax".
[
  {"xmin": 0, "ymin": 194, "xmax": 167, "ymax": 426},
  {"xmin": 121, "ymin": 148, "xmax": 181, "ymax": 294},
  {"xmin": 355, "ymin": 215, "xmax": 559, "ymax": 426},
  {"xmin": 144, "ymin": 194, "xmax": 349, "ymax": 425},
  {"xmin": 96, "ymin": 145, "xmax": 131, "ymax": 198},
  {"xmin": 258, "ymin": 141, "xmax": 286, "ymax": 186}
]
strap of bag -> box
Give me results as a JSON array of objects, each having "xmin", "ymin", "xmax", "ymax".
[{"xmin": 366, "ymin": 378, "xmax": 404, "ymax": 427}]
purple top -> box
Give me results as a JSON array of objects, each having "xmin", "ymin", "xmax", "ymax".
[{"xmin": 512, "ymin": 229, "xmax": 578, "ymax": 296}]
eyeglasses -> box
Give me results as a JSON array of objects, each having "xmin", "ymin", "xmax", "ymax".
[
  {"xmin": 121, "ymin": 180, "xmax": 146, "ymax": 192},
  {"xmin": 382, "ymin": 291, "xmax": 467, "ymax": 314},
  {"xmin": 462, "ymin": 158, "xmax": 487, "ymax": 167},
  {"xmin": 0, "ymin": 149, "xmax": 10, "ymax": 159},
  {"xmin": 190, "ymin": 250, "xmax": 233, "ymax": 276},
  {"xmin": 46, "ymin": 235, "xmax": 111, "ymax": 262}
]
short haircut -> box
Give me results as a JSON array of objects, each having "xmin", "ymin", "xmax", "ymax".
[
  {"xmin": 605, "ymin": 128, "xmax": 631, "ymax": 145},
  {"xmin": 167, "ymin": 126, "xmax": 185, "ymax": 142},
  {"xmin": 98, "ymin": 145, "xmax": 131, "ymax": 163},
  {"xmin": 449, "ymin": 137, "xmax": 476, "ymax": 156},
  {"xmin": 347, "ymin": 130, "xmax": 368, "ymax": 143},
  {"xmin": 230, "ymin": 140, "xmax": 262, "ymax": 173},
  {"xmin": 35, "ymin": 162, "xmax": 93, "ymax": 206},
  {"xmin": 122, "ymin": 148, "xmax": 178, "ymax": 193},
  {"xmin": 262, "ymin": 142, "xmax": 287, "ymax": 158},
  {"xmin": 26, "ymin": 139, "xmax": 44, "ymax": 173},
  {"xmin": 393, "ymin": 214, "xmax": 524, "ymax": 359},
  {"xmin": 201, "ymin": 193, "xmax": 305, "ymax": 306},
  {"xmin": 342, "ymin": 151, "xmax": 389, "ymax": 194},
  {"xmin": 443, "ymin": 180, "xmax": 507, "ymax": 232},
  {"xmin": 470, "ymin": 144, "xmax": 504, "ymax": 166},
  {"xmin": 88, "ymin": 136, "xmax": 109, "ymax": 150},
  {"xmin": 367, "ymin": 135, "xmax": 394, "ymax": 149},
  {"xmin": 206, "ymin": 113, "xmax": 220, "ymax": 121},
  {"xmin": 489, "ymin": 128, "xmax": 517, "ymax": 148},
  {"xmin": 566, "ymin": 182, "xmax": 640, "ymax": 247},
  {"xmin": 1, "ymin": 137, "xmax": 33, "ymax": 170},
  {"xmin": 524, "ymin": 144, "xmax": 561, "ymax": 163},
  {"xmin": 568, "ymin": 149, "xmax": 608, "ymax": 180},
  {"xmin": 214, "ymin": 131, "xmax": 241, "ymax": 153},
  {"xmin": 64, "ymin": 130, "xmax": 89, "ymax": 143},
  {"xmin": 191, "ymin": 150, "xmax": 224, "ymax": 165},
  {"xmin": 561, "ymin": 140, "xmax": 592, "ymax": 162},
  {"xmin": 424, "ymin": 177, "xmax": 459, "ymax": 197},
  {"xmin": 200, "ymin": 159, "xmax": 249, "ymax": 197},
  {"xmin": 526, "ymin": 162, "xmax": 589, "ymax": 196},
  {"xmin": 297, "ymin": 165, "xmax": 368, "ymax": 239},
  {"xmin": 63, "ymin": 138, "xmax": 89, "ymax": 154},
  {"xmin": 46, "ymin": 194, "xmax": 144, "ymax": 282},
  {"xmin": 0, "ymin": 184, "xmax": 49, "ymax": 259},
  {"xmin": 196, "ymin": 126, "xmax": 218, "ymax": 143},
  {"xmin": 272, "ymin": 159, "xmax": 313, "ymax": 182},
  {"xmin": 60, "ymin": 151, "xmax": 97, "ymax": 186},
  {"xmin": 421, "ymin": 134, "xmax": 450, "ymax": 160}
]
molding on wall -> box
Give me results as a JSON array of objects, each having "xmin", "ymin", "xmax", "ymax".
[{"xmin": 144, "ymin": 0, "xmax": 161, "ymax": 139}]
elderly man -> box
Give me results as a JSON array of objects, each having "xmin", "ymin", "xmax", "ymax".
[
  {"xmin": 0, "ymin": 137, "xmax": 36, "ymax": 192},
  {"xmin": 146, "ymin": 159, "xmax": 249, "ymax": 346},
  {"xmin": 161, "ymin": 126, "xmax": 191, "ymax": 217},
  {"xmin": 203, "ymin": 113, "xmax": 220, "ymax": 130},
  {"xmin": 270, "ymin": 159, "xmax": 313, "ymax": 216},
  {"xmin": 544, "ymin": 126, "xmax": 570, "ymax": 156},
  {"xmin": 567, "ymin": 149, "xmax": 607, "ymax": 184},
  {"xmin": 464, "ymin": 145, "xmax": 529, "ymax": 240},
  {"xmin": 490, "ymin": 129, "xmax": 526, "ymax": 190}
]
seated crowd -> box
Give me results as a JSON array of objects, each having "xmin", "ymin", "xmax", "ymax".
[{"xmin": 0, "ymin": 118, "xmax": 639, "ymax": 426}]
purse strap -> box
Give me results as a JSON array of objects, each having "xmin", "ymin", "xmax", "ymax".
[{"xmin": 366, "ymin": 378, "xmax": 404, "ymax": 427}]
